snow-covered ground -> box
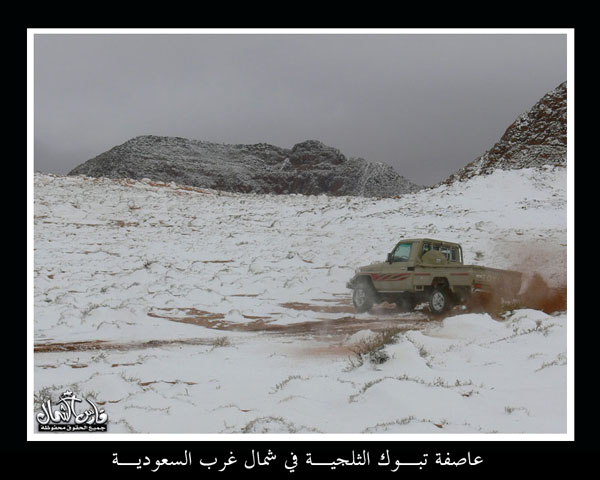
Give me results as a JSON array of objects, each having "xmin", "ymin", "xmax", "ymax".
[{"xmin": 31, "ymin": 166, "xmax": 570, "ymax": 437}]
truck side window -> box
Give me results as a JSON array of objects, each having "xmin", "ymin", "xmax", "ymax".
[
  {"xmin": 392, "ymin": 243, "xmax": 412, "ymax": 262},
  {"xmin": 451, "ymin": 248, "xmax": 458, "ymax": 262},
  {"xmin": 440, "ymin": 246, "xmax": 451, "ymax": 261}
]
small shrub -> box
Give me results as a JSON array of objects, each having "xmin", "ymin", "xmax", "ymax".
[
  {"xmin": 500, "ymin": 301, "xmax": 524, "ymax": 314},
  {"xmin": 347, "ymin": 327, "xmax": 403, "ymax": 368},
  {"xmin": 211, "ymin": 337, "xmax": 231, "ymax": 349},
  {"xmin": 369, "ymin": 348, "xmax": 389, "ymax": 365}
]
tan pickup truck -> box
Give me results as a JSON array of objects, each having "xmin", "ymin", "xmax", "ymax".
[{"xmin": 346, "ymin": 238, "xmax": 522, "ymax": 314}]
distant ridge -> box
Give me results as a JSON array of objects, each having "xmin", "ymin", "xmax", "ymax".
[{"xmin": 69, "ymin": 137, "xmax": 422, "ymax": 197}]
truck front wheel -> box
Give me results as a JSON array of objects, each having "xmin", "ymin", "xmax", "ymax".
[
  {"xmin": 429, "ymin": 287, "xmax": 452, "ymax": 315},
  {"xmin": 353, "ymin": 282, "xmax": 376, "ymax": 313}
]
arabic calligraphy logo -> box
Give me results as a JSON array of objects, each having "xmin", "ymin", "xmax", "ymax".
[{"xmin": 36, "ymin": 389, "xmax": 108, "ymax": 432}]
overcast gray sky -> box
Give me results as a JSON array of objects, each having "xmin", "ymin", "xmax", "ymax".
[{"xmin": 33, "ymin": 32, "xmax": 567, "ymax": 186}]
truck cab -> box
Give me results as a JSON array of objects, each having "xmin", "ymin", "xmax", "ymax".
[{"xmin": 386, "ymin": 238, "xmax": 463, "ymax": 267}]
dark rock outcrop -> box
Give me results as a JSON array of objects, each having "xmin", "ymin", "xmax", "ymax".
[
  {"xmin": 442, "ymin": 81, "xmax": 567, "ymax": 184},
  {"xmin": 69, "ymin": 137, "xmax": 422, "ymax": 197}
]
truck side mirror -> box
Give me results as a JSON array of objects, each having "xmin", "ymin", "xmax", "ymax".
[{"xmin": 387, "ymin": 253, "xmax": 393, "ymax": 264}]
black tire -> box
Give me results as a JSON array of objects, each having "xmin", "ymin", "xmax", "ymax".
[
  {"xmin": 429, "ymin": 287, "xmax": 452, "ymax": 315},
  {"xmin": 395, "ymin": 294, "xmax": 415, "ymax": 313},
  {"xmin": 353, "ymin": 281, "xmax": 376, "ymax": 313}
]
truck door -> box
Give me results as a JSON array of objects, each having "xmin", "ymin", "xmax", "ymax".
[{"xmin": 372, "ymin": 242, "xmax": 414, "ymax": 292}]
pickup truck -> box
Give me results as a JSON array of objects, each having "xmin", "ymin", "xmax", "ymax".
[{"xmin": 346, "ymin": 238, "xmax": 522, "ymax": 314}]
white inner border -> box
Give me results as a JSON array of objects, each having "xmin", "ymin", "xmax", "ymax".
[{"xmin": 27, "ymin": 27, "xmax": 575, "ymax": 442}]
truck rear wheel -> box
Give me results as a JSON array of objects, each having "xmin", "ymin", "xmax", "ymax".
[
  {"xmin": 353, "ymin": 282, "xmax": 376, "ymax": 313},
  {"xmin": 429, "ymin": 287, "xmax": 452, "ymax": 315}
]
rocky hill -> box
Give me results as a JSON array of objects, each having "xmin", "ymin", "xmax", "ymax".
[
  {"xmin": 68, "ymin": 137, "xmax": 422, "ymax": 197},
  {"xmin": 442, "ymin": 81, "xmax": 567, "ymax": 184}
]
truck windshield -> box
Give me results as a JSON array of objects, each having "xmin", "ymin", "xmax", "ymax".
[{"xmin": 392, "ymin": 243, "xmax": 412, "ymax": 262}]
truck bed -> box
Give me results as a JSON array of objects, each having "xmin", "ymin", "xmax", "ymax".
[{"xmin": 410, "ymin": 264, "xmax": 522, "ymax": 298}]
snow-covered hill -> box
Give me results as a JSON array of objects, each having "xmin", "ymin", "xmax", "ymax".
[
  {"xmin": 68, "ymin": 137, "xmax": 422, "ymax": 197},
  {"xmin": 32, "ymin": 165, "xmax": 569, "ymax": 435}
]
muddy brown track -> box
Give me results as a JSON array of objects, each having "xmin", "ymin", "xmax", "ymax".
[
  {"xmin": 146, "ymin": 303, "xmax": 439, "ymax": 337},
  {"xmin": 35, "ymin": 305, "xmax": 435, "ymax": 354},
  {"xmin": 36, "ymin": 290, "xmax": 565, "ymax": 355},
  {"xmin": 34, "ymin": 337, "xmax": 215, "ymax": 354},
  {"xmin": 279, "ymin": 302, "xmax": 356, "ymax": 314}
]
